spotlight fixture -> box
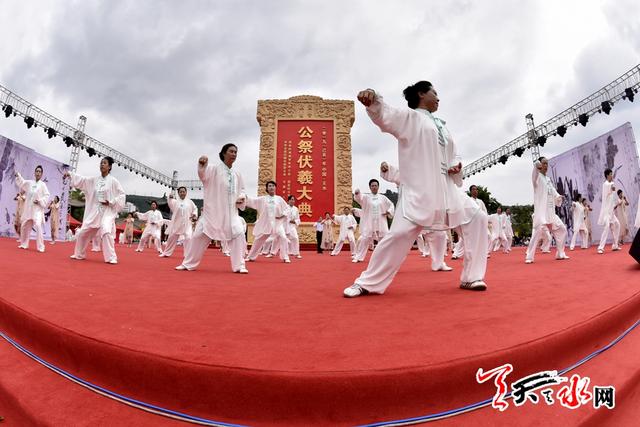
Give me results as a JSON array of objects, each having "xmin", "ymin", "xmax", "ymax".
[
  {"xmin": 601, "ymin": 101, "xmax": 612, "ymax": 114},
  {"xmin": 2, "ymin": 105, "xmax": 13, "ymax": 117},
  {"xmin": 47, "ymin": 128, "xmax": 57, "ymax": 139},
  {"xmin": 557, "ymin": 125, "xmax": 567, "ymax": 137},
  {"xmin": 24, "ymin": 116, "xmax": 35, "ymax": 129},
  {"xmin": 63, "ymin": 136, "xmax": 74, "ymax": 147},
  {"xmin": 499, "ymin": 155, "xmax": 508, "ymax": 165},
  {"xmin": 86, "ymin": 147, "xmax": 96, "ymax": 157},
  {"xmin": 536, "ymin": 135, "xmax": 547, "ymax": 146},
  {"xmin": 578, "ymin": 113, "xmax": 589, "ymax": 127},
  {"xmin": 514, "ymin": 147, "xmax": 525, "ymax": 157},
  {"xmin": 624, "ymin": 87, "xmax": 635, "ymax": 102}
]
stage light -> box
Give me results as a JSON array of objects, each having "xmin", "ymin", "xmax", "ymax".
[
  {"xmin": 24, "ymin": 116, "xmax": 35, "ymax": 129},
  {"xmin": 536, "ymin": 135, "xmax": 547, "ymax": 146},
  {"xmin": 86, "ymin": 147, "xmax": 96, "ymax": 157},
  {"xmin": 601, "ymin": 101, "xmax": 612, "ymax": 114},
  {"xmin": 499, "ymin": 155, "xmax": 508, "ymax": 165},
  {"xmin": 47, "ymin": 128, "xmax": 57, "ymax": 139},
  {"xmin": 624, "ymin": 88, "xmax": 635, "ymax": 102},
  {"xmin": 63, "ymin": 136, "xmax": 75, "ymax": 147},
  {"xmin": 557, "ymin": 125, "xmax": 567, "ymax": 137},
  {"xmin": 514, "ymin": 147, "xmax": 525, "ymax": 157},
  {"xmin": 2, "ymin": 105, "xmax": 13, "ymax": 118},
  {"xmin": 578, "ymin": 113, "xmax": 589, "ymax": 127}
]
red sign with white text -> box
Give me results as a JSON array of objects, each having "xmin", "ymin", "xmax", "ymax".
[{"xmin": 276, "ymin": 120, "xmax": 334, "ymax": 222}]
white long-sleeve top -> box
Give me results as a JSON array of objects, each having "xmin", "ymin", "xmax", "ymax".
[
  {"xmin": 354, "ymin": 191, "xmax": 394, "ymax": 238},
  {"xmin": 285, "ymin": 205, "xmax": 301, "ymax": 235},
  {"xmin": 138, "ymin": 209, "xmax": 164, "ymax": 235},
  {"xmin": 488, "ymin": 213, "xmax": 505, "ymax": 239},
  {"xmin": 531, "ymin": 163, "xmax": 563, "ymax": 228},
  {"xmin": 198, "ymin": 162, "xmax": 247, "ymax": 241},
  {"xmin": 167, "ymin": 197, "xmax": 198, "ymax": 236},
  {"xmin": 597, "ymin": 181, "xmax": 618, "ymax": 226},
  {"xmin": 366, "ymin": 94, "xmax": 478, "ymax": 230},
  {"xmin": 503, "ymin": 213, "xmax": 514, "ymax": 237},
  {"xmin": 247, "ymin": 194, "xmax": 289, "ymax": 237},
  {"xmin": 15, "ymin": 173, "xmax": 50, "ymax": 225},
  {"xmin": 333, "ymin": 214, "xmax": 357, "ymax": 239},
  {"xmin": 70, "ymin": 172, "xmax": 125, "ymax": 231}
]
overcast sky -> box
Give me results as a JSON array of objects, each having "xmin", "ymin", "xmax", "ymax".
[{"xmin": 1, "ymin": 0, "xmax": 639, "ymax": 205}]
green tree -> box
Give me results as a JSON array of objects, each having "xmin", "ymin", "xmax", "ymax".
[{"xmin": 466, "ymin": 185, "xmax": 500, "ymax": 213}]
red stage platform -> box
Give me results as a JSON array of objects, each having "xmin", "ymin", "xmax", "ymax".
[{"xmin": 1, "ymin": 237, "xmax": 639, "ymax": 426}]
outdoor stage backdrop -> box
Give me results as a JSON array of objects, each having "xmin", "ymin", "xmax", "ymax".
[
  {"xmin": 548, "ymin": 122, "xmax": 640, "ymax": 244},
  {"xmin": 0, "ymin": 134, "xmax": 69, "ymax": 240}
]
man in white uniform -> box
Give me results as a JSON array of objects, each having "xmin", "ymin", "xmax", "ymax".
[
  {"xmin": 569, "ymin": 194, "xmax": 589, "ymax": 250},
  {"xmin": 15, "ymin": 165, "xmax": 50, "ymax": 252},
  {"xmin": 64, "ymin": 157, "xmax": 125, "ymax": 264},
  {"xmin": 488, "ymin": 207, "xmax": 508, "ymax": 252},
  {"xmin": 503, "ymin": 208, "xmax": 514, "ymax": 253},
  {"xmin": 330, "ymin": 207, "xmax": 358, "ymax": 257},
  {"xmin": 245, "ymin": 181, "xmax": 291, "ymax": 263},
  {"xmin": 176, "ymin": 144, "xmax": 248, "ymax": 273},
  {"xmin": 160, "ymin": 187, "xmax": 198, "ymax": 257},
  {"xmin": 135, "ymin": 201, "xmax": 164, "ymax": 253},
  {"xmin": 285, "ymin": 195, "xmax": 302, "ymax": 259},
  {"xmin": 352, "ymin": 179, "xmax": 394, "ymax": 263},
  {"xmin": 344, "ymin": 81, "xmax": 488, "ymax": 297},
  {"xmin": 525, "ymin": 158, "xmax": 569, "ymax": 264},
  {"xmin": 596, "ymin": 168, "xmax": 621, "ymax": 254}
]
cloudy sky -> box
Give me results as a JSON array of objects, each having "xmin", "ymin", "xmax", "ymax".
[{"xmin": 1, "ymin": 0, "xmax": 639, "ymax": 205}]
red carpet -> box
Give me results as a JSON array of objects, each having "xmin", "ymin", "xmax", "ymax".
[{"xmin": 1, "ymin": 237, "xmax": 639, "ymax": 426}]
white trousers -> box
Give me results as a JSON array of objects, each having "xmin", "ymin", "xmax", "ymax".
[
  {"xmin": 181, "ymin": 228, "xmax": 246, "ymax": 272},
  {"xmin": 354, "ymin": 230, "xmax": 385, "ymax": 262},
  {"xmin": 569, "ymin": 228, "xmax": 589, "ymax": 250},
  {"xmin": 452, "ymin": 238, "xmax": 464, "ymax": 258},
  {"xmin": 540, "ymin": 227, "xmax": 552, "ymax": 252},
  {"xmin": 248, "ymin": 232, "xmax": 289, "ymax": 261},
  {"xmin": 19, "ymin": 219, "xmax": 45, "ymax": 252},
  {"xmin": 331, "ymin": 230, "xmax": 356, "ymax": 256},
  {"xmin": 598, "ymin": 216, "xmax": 621, "ymax": 251},
  {"xmin": 425, "ymin": 231, "xmax": 447, "ymax": 270},
  {"xmin": 526, "ymin": 223, "xmax": 566, "ymax": 261},
  {"xmin": 287, "ymin": 228, "xmax": 300, "ymax": 256},
  {"xmin": 489, "ymin": 232, "xmax": 508, "ymax": 252},
  {"xmin": 354, "ymin": 199, "xmax": 488, "ymax": 293},
  {"xmin": 138, "ymin": 228, "xmax": 161, "ymax": 252},
  {"xmin": 162, "ymin": 232, "xmax": 187, "ymax": 257},
  {"xmin": 416, "ymin": 233, "xmax": 430, "ymax": 256},
  {"xmin": 74, "ymin": 227, "xmax": 117, "ymax": 262}
]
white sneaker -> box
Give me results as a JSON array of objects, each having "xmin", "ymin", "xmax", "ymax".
[
  {"xmin": 265, "ymin": 254, "xmax": 274, "ymax": 258},
  {"xmin": 525, "ymin": 259, "xmax": 533, "ymax": 264},
  {"xmin": 175, "ymin": 265, "xmax": 189, "ymax": 271},
  {"xmin": 555, "ymin": 254, "xmax": 570, "ymax": 260},
  {"xmin": 433, "ymin": 264, "xmax": 453, "ymax": 272},
  {"xmin": 284, "ymin": 259, "xmax": 291, "ymax": 263},
  {"xmin": 106, "ymin": 259, "xmax": 118, "ymax": 265},
  {"xmin": 352, "ymin": 259, "xmax": 360, "ymax": 263},
  {"xmin": 295, "ymin": 255, "xmax": 302, "ymax": 259},
  {"xmin": 70, "ymin": 255, "xmax": 85, "ymax": 260},
  {"xmin": 234, "ymin": 268, "xmax": 249, "ymax": 274},
  {"xmin": 460, "ymin": 281, "xmax": 487, "ymax": 291},
  {"xmin": 612, "ymin": 247, "xmax": 621, "ymax": 252},
  {"xmin": 343, "ymin": 284, "xmax": 369, "ymax": 298},
  {"xmin": 597, "ymin": 249, "xmax": 604, "ymax": 254},
  {"xmin": 541, "ymin": 250, "xmax": 551, "ymax": 254}
]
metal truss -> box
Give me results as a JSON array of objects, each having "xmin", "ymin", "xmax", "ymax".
[{"xmin": 462, "ymin": 64, "xmax": 640, "ymax": 178}]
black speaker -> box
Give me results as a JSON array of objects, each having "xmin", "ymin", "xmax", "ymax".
[{"xmin": 630, "ymin": 231, "xmax": 640, "ymax": 264}]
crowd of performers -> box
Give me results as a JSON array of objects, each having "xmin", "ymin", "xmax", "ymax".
[{"xmin": 11, "ymin": 81, "xmax": 640, "ymax": 297}]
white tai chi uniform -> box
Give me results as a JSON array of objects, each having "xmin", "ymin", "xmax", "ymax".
[
  {"xmin": 488, "ymin": 213, "xmax": 507, "ymax": 252},
  {"xmin": 15, "ymin": 173, "xmax": 50, "ymax": 252},
  {"xmin": 451, "ymin": 197, "xmax": 487, "ymax": 259},
  {"xmin": 331, "ymin": 214, "xmax": 358, "ymax": 256},
  {"xmin": 162, "ymin": 197, "xmax": 198, "ymax": 257},
  {"xmin": 503, "ymin": 213, "xmax": 514, "ymax": 252},
  {"xmin": 597, "ymin": 180, "xmax": 621, "ymax": 252},
  {"xmin": 353, "ymin": 191, "xmax": 394, "ymax": 262},
  {"xmin": 246, "ymin": 195, "xmax": 290, "ymax": 262},
  {"xmin": 569, "ymin": 201, "xmax": 589, "ymax": 250},
  {"xmin": 286, "ymin": 205, "xmax": 301, "ymax": 257},
  {"xmin": 525, "ymin": 162, "xmax": 567, "ymax": 262},
  {"xmin": 69, "ymin": 172, "xmax": 125, "ymax": 263},
  {"xmin": 136, "ymin": 209, "xmax": 164, "ymax": 252},
  {"xmin": 381, "ymin": 164, "xmax": 449, "ymax": 271},
  {"xmin": 179, "ymin": 162, "xmax": 247, "ymax": 272},
  {"xmin": 352, "ymin": 94, "xmax": 488, "ymax": 293}
]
